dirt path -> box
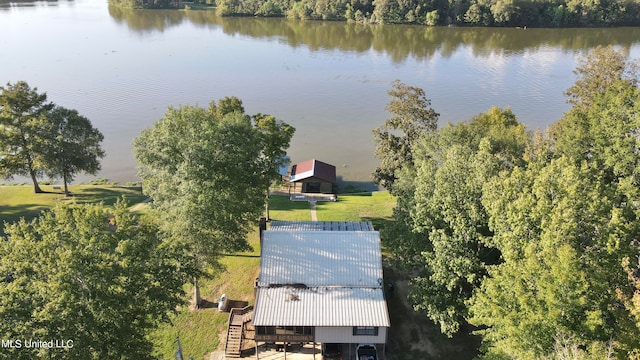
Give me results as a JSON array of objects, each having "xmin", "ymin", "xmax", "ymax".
[
  {"xmin": 309, "ymin": 201, "xmax": 317, "ymax": 221},
  {"xmin": 384, "ymin": 265, "xmax": 481, "ymax": 359},
  {"xmin": 128, "ymin": 197, "xmax": 152, "ymax": 212}
]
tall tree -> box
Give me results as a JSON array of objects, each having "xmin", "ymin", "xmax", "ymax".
[
  {"xmin": 133, "ymin": 97, "xmax": 293, "ymax": 306},
  {"xmin": 468, "ymin": 48, "xmax": 640, "ymax": 359},
  {"xmin": 470, "ymin": 156, "xmax": 640, "ymax": 359},
  {"xmin": 406, "ymin": 107, "xmax": 528, "ymax": 336},
  {"xmin": 44, "ymin": 106, "xmax": 105, "ymax": 196},
  {"xmin": 372, "ymin": 79, "xmax": 439, "ymax": 193},
  {"xmin": 0, "ymin": 201, "xmax": 198, "ymax": 359},
  {"xmin": 563, "ymin": 45, "xmax": 637, "ymax": 111},
  {"xmin": 0, "ymin": 81, "xmax": 53, "ymax": 193},
  {"xmin": 253, "ymin": 113, "xmax": 295, "ymax": 219}
]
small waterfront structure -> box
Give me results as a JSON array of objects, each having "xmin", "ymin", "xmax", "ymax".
[
  {"xmin": 252, "ymin": 221, "xmax": 390, "ymax": 358},
  {"xmin": 288, "ymin": 159, "xmax": 336, "ymax": 196}
]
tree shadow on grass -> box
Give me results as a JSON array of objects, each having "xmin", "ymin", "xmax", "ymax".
[
  {"xmin": 268, "ymin": 195, "xmax": 310, "ymax": 211},
  {"xmin": 0, "ymin": 204, "xmax": 49, "ymax": 236},
  {"xmin": 70, "ymin": 187, "xmax": 146, "ymax": 206},
  {"xmin": 362, "ymin": 216, "xmax": 395, "ymax": 233},
  {"xmin": 383, "ymin": 265, "xmax": 481, "ymax": 360}
]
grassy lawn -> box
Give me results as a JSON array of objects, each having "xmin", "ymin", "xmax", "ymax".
[
  {"xmin": 315, "ymin": 191, "xmax": 396, "ymax": 230},
  {"xmin": 0, "ymin": 185, "xmax": 147, "ymax": 235},
  {"xmin": 267, "ymin": 194, "xmax": 312, "ymax": 221}
]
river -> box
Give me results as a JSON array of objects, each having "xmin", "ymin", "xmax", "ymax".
[{"xmin": 2, "ymin": 0, "xmax": 640, "ymax": 189}]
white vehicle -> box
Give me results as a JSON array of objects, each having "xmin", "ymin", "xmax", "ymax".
[{"xmin": 355, "ymin": 344, "xmax": 377, "ymax": 360}]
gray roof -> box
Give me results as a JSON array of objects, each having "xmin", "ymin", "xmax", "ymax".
[
  {"xmin": 253, "ymin": 287, "xmax": 390, "ymax": 327},
  {"xmin": 258, "ymin": 230, "xmax": 383, "ymax": 288},
  {"xmin": 269, "ymin": 221, "xmax": 374, "ymax": 231}
]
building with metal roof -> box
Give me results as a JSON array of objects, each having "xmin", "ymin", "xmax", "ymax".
[
  {"xmin": 269, "ymin": 221, "xmax": 374, "ymax": 232},
  {"xmin": 257, "ymin": 231, "xmax": 382, "ymax": 287},
  {"xmin": 288, "ymin": 159, "xmax": 336, "ymax": 196},
  {"xmin": 253, "ymin": 226, "xmax": 390, "ymax": 355}
]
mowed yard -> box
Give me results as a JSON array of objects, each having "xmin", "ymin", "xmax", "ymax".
[{"xmin": 0, "ymin": 185, "xmax": 147, "ymax": 235}]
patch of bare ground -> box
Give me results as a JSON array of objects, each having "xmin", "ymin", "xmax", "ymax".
[{"xmin": 384, "ymin": 264, "xmax": 481, "ymax": 360}]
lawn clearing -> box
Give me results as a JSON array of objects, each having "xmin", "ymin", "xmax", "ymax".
[
  {"xmin": 267, "ymin": 194, "xmax": 312, "ymax": 221},
  {"xmin": 315, "ymin": 191, "xmax": 396, "ymax": 231},
  {"xmin": 0, "ymin": 185, "xmax": 146, "ymax": 234}
]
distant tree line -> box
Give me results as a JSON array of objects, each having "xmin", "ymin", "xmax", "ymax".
[
  {"xmin": 110, "ymin": 0, "xmax": 640, "ymax": 27},
  {"xmin": 109, "ymin": 0, "xmax": 183, "ymax": 9}
]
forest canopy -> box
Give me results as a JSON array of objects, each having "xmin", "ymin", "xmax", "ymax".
[{"xmin": 376, "ymin": 46, "xmax": 640, "ymax": 359}]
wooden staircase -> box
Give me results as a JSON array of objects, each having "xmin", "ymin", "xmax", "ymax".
[{"xmin": 224, "ymin": 306, "xmax": 253, "ymax": 358}]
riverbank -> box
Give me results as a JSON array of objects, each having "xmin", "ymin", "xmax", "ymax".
[{"xmin": 182, "ymin": 2, "xmax": 216, "ymax": 10}]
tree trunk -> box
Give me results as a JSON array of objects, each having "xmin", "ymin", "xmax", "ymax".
[
  {"xmin": 192, "ymin": 277, "xmax": 201, "ymax": 309},
  {"xmin": 30, "ymin": 171, "xmax": 43, "ymax": 193},
  {"xmin": 63, "ymin": 172, "xmax": 70, "ymax": 197},
  {"xmin": 265, "ymin": 190, "xmax": 270, "ymax": 220}
]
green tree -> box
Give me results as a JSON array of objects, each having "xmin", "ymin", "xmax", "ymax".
[
  {"xmin": 133, "ymin": 97, "xmax": 293, "ymax": 306},
  {"xmin": 44, "ymin": 106, "xmax": 105, "ymax": 196},
  {"xmin": 0, "ymin": 81, "xmax": 54, "ymax": 193},
  {"xmin": 425, "ymin": 9, "xmax": 440, "ymax": 25},
  {"xmin": 405, "ymin": 107, "xmax": 528, "ymax": 336},
  {"xmin": 253, "ymin": 113, "xmax": 295, "ymax": 219},
  {"xmin": 372, "ymin": 80, "xmax": 439, "ymax": 193},
  {"xmin": 471, "ymin": 156, "xmax": 640, "ymax": 359},
  {"xmin": 468, "ymin": 49, "xmax": 640, "ymax": 359},
  {"xmin": 0, "ymin": 201, "xmax": 198, "ymax": 359},
  {"xmin": 563, "ymin": 46, "xmax": 637, "ymax": 111},
  {"xmin": 618, "ymin": 255, "xmax": 640, "ymax": 360}
]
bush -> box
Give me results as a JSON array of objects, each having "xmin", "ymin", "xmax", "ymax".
[
  {"xmin": 257, "ymin": 0, "xmax": 283, "ymax": 16},
  {"xmin": 87, "ymin": 178, "xmax": 111, "ymax": 185},
  {"xmin": 426, "ymin": 10, "xmax": 439, "ymax": 25}
]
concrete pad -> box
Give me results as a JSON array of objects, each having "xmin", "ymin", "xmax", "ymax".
[
  {"xmin": 254, "ymin": 343, "xmax": 322, "ymax": 360},
  {"xmin": 208, "ymin": 351, "xmax": 225, "ymax": 360}
]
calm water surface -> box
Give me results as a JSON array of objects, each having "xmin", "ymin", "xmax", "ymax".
[{"xmin": 2, "ymin": 0, "xmax": 640, "ymax": 188}]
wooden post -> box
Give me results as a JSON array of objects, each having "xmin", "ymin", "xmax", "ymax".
[
  {"xmin": 259, "ymin": 217, "xmax": 267, "ymax": 247},
  {"xmin": 255, "ymin": 341, "xmax": 259, "ymax": 359}
]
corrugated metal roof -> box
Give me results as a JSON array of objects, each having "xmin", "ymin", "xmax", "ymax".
[
  {"xmin": 269, "ymin": 221, "xmax": 374, "ymax": 231},
  {"xmin": 253, "ymin": 287, "xmax": 390, "ymax": 327},
  {"xmin": 259, "ymin": 231, "xmax": 383, "ymax": 287},
  {"xmin": 289, "ymin": 159, "xmax": 337, "ymax": 183}
]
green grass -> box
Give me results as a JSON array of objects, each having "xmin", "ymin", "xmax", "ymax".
[
  {"xmin": 267, "ymin": 194, "xmax": 312, "ymax": 221},
  {"xmin": 0, "ymin": 185, "xmax": 147, "ymax": 234},
  {"xmin": 315, "ymin": 191, "xmax": 396, "ymax": 231},
  {"xmin": 315, "ymin": 191, "xmax": 396, "ymax": 220}
]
